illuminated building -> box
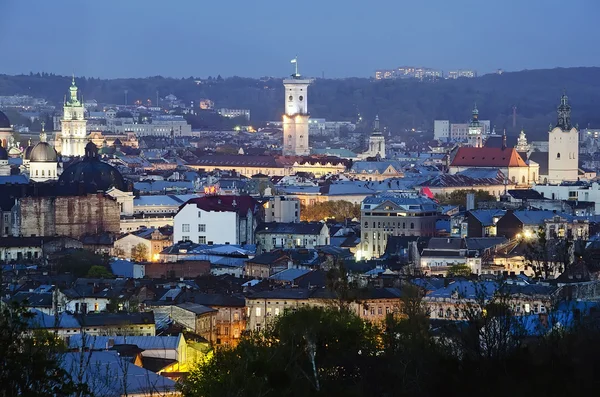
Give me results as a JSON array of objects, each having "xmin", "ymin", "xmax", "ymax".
[
  {"xmin": 58, "ymin": 76, "xmax": 87, "ymax": 157},
  {"xmin": 467, "ymin": 104, "xmax": 483, "ymax": 148},
  {"xmin": 283, "ymin": 58, "xmax": 311, "ymax": 156}
]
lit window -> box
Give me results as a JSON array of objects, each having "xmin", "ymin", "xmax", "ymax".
[{"xmin": 255, "ymin": 307, "xmax": 262, "ymax": 317}]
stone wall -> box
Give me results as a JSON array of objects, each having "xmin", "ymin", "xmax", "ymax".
[{"xmin": 18, "ymin": 194, "xmax": 120, "ymax": 239}]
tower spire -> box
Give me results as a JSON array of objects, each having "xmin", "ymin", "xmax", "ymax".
[
  {"xmin": 40, "ymin": 121, "xmax": 47, "ymax": 143},
  {"xmin": 502, "ymin": 128, "xmax": 507, "ymax": 150},
  {"xmin": 290, "ymin": 56, "xmax": 299, "ymax": 78}
]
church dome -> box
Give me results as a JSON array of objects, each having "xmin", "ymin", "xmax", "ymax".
[
  {"xmin": 0, "ymin": 111, "xmax": 10, "ymax": 129},
  {"xmin": 24, "ymin": 144, "xmax": 34, "ymax": 160},
  {"xmin": 30, "ymin": 142, "xmax": 58, "ymax": 162},
  {"xmin": 0, "ymin": 146, "xmax": 8, "ymax": 160},
  {"xmin": 58, "ymin": 142, "xmax": 126, "ymax": 194}
]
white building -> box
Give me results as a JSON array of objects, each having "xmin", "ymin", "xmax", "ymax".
[
  {"xmin": 59, "ymin": 77, "xmax": 87, "ymax": 157},
  {"xmin": 359, "ymin": 116, "xmax": 386, "ymax": 159},
  {"xmin": 173, "ymin": 195, "xmax": 260, "ymax": 245},
  {"xmin": 547, "ymin": 94, "xmax": 579, "ymax": 183},
  {"xmin": 434, "ymin": 120, "xmax": 450, "ymax": 141},
  {"xmin": 217, "ymin": 108, "xmax": 250, "ymax": 120},
  {"xmin": 467, "ymin": 105, "xmax": 483, "ymax": 148},
  {"xmin": 283, "ymin": 60, "xmax": 311, "ymax": 156},
  {"xmin": 533, "ymin": 182, "xmax": 600, "ymax": 214},
  {"xmin": 113, "ymin": 115, "xmax": 192, "ymax": 137},
  {"xmin": 264, "ymin": 196, "xmax": 300, "ymax": 223},
  {"xmin": 28, "ymin": 128, "xmax": 58, "ymax": 182}
]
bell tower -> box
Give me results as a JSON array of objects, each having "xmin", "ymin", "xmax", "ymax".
[
  {"xmin": 467, "ymin": 104, "xmax": 483, "ymax": 148},
  {"xmin": 368, "ymin": 115, "xmax": 386, "ymax": 158},
  {"xmin": 548, "ymin": 92, "xmax": 579, "ymax": 182},
  {"xmin": 282, "ymin": 58, "xmax": 311, "ymax": 156},
  {"xmin": 60, "ymin": 76, "xmax": 87, "ymax": 157}
]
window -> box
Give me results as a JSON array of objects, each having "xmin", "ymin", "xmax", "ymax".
[
  {"xmin": 266, "ymin": 307, "xmax": 272, "ymax": 315},
  {"xmin": 198, "ymin": 211, "xmax": 202, "ymax": 218},
  {"xmin": 198, "ymin": 236, "xmax": 206, "ymax": 244},
  {"xmin": 274, "ymin": 307, "xmax": 280, "ymax": 316},
  {"xmin": 182, "ymin": 236, "xmax": 190, "ymax": 241},
  {"xmin": 255, "ymin": 307, "xmax": 262, "ymax": 317},
  {"xmin": 182, "ymin": 224, "xmax": 190, "ymax": 232},
  {"xmin": 198, "ymin": 224, "xmax": 206, "ymax": 232},
  {"xmin": 557, "ymin": 152, "xmax": 561, "ymax": 159},
  {"xmin": 410, "ymin": 222, "xmax": 414, "ymax": 229},
  {"xmin": 377, "ymin": 307, "xmax": 383, "ymax": 315}
]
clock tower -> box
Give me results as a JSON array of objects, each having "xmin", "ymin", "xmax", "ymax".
[
  {"xmin": 282, "ymin": 58, "xmax": 311, "ymax": 156},
  {"xmin": 467, "ymin": 104, "xmax": 483, "ymax": 148}
]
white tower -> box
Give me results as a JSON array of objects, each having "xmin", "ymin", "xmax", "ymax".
[
  {"xmin": 548, "ymin": 93, "xmax": 579, "ymax": 183},
  {"xmin": 515, "ymin": 128, "xmax": 530, "ymax": 153},
  {"xmin": 467, "ymin": 104, "xmax": 483, "ymax": 148},
  {"xmin": 367, "ymin": 115, "xmax": 386, "ymax": 158},
  {"xmin": 60, "ymin": 76, "xmax": 87, "ymax": 157},
  {"xmin": 282, "ymin": 58, "xmax": 310, "ymax": 156}
]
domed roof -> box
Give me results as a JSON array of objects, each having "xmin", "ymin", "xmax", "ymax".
[
  {"xmin": 58, "ymin": 142, "xmax": 126, "ymax": 194},
  {"xmin": 30, "ymin": 142, "xmax": 58, "ymax": 162},
  {"xmin": 24, "ymin": 144, "xmax": 34, "ymax": 160},
  {"xmin": 0, "ymin": 145, "xmax": 7, "ymax": 160},
  {"xmin": 0, "ymin": 111, "xmax": 10, "ymax": 129}
]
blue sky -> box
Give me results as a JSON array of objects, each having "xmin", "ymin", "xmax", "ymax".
[{"xmin": 1, "ymin": 0, "xmax": 598, "ymax": 78}]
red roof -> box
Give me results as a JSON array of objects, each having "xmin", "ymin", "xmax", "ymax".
[
  {"xmin": 450, "ymin": 147, "xmax": 528, "ymax": 168},
  {"xmin": 181, "ymin": 195, "xmax": 260, "ymax": 216}
]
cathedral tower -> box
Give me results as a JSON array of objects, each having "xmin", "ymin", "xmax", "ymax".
[
  {"xmin": 548, "ymin": 93, "xmax": 579, "ymax": 182},
  {"xmin": 282, "ymin": 58, "xmax": 311, "ymax": 156},
  {"xmin": 367, "ymin": 115, "xmax": 386, "ymax": 158},
  {"xmin": 467, "ymin": 104, "xmax": 483, "ymax": 148},
  {"xmin": 60, "ymin": 76, "xmax": 87, "ymax": 157}
]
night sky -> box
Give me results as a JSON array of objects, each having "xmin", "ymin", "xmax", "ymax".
[{"xmin": 1, "ymin": 0, "xmax": 598, "ymax": 78}]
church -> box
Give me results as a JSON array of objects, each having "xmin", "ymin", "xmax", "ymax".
[
  {"xmin": 54, "ymin": 76, "xmax": 88, "ymax": 157},
  {"xmin": 0, "ymin": 107, "xmax": 132, "ymax": 240},
  {"xmin": 450, "ymin": 94, "xmax": 586, "ymax": 186},
  {"xmin": 529, "ymin": 93, "xmax": 581, "ymax": 184},
  {"xmin": 359, "ymin": 116, "xmax": 386, "ymax": 160}
]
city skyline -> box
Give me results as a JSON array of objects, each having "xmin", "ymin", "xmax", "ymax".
[{"xmin": 1, "ymin": 0, "xmax": 599, "ymax": 79}]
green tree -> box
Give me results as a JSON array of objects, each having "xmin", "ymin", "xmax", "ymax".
[
  {"xmin": 130, "ymin": 243, "xmax": 149, "ymax": 262},
  {"xmin": 86, "ymin": 265, "xmax": 113, "ymax": 278},
  {"xmin": 447, "ymin": 264, "xmax": 472, "ymax": 277},
  {"xmin": 0, "ymin": 301, "xmax": 88, "ymax": 396},
  {"xmin": 54, "ymin": 249, "xmax": 107, "ymax": 277},
  {"xmin": 434, "ymin": 189, "xmax": 495, "ymax": 207},
  {"xmin": 180, "ymin": 307, "xmax": 378, "ymax": 397},
  {"xmin": 301, "ymin": 200, "xmax": 360, "ymax": 221}
]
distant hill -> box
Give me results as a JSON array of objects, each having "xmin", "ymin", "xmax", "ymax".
[{"xmin": 2, "ymin": 67, "xmax": 600, "ymax": 140}]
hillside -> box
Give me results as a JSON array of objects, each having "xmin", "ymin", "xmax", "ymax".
[{"xmin": 1, "ymin": 67, "xmax": 600, "ymax": 140}]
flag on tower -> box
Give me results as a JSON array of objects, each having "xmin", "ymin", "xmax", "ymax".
[{"xmin": 291, "ymin": 58, "xmax": 297, "ymax": 64}]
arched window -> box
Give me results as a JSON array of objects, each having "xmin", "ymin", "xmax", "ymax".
[
  {"xmin": 410, "ymin": 222, "xmax": 414, "ymax": 229},
  {"xmin": 511, "ymin": 176, "xmax": 516, "ymax": 183},
  {"xmin": 41, "ymin": 170, "xmax": 45, "ymax": 176},
  {"xmin": 521, "ymin": 176, "xmax": 526, "ymax": 184},
  {"xmin": 557, "ymin": 152, "xmax": 561, "ymax": 159}
]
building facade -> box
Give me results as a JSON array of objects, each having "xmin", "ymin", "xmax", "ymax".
[
  {"xmin": 360, "ymin": 195, "xmax": 439, "ymax": 260},
  {"xmin": 547, "ymin": 94, "xmax": 579, "ymax": 183},
  {"xmin": 173, "ymin": 195, "xmax": 261, "ymax": 245},
  {"xmin": 255, "ymin": 222, "xmax": 329, "ymax": 253},
  {"xmin": 59, "ymin": 77, "xmax": 87, "ymax": 157},
  {"xmin": 282, "ymin": 64, "xmax": 311, "ymax": 156}
]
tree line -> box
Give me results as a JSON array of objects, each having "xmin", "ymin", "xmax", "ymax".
[
  {"xmin": 3, "ymin": 67, "xmax": 600, "ymax": 139},
  {"xmin": 180, "ymin": 285, "xmax": 600, "ymax": 397}
]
